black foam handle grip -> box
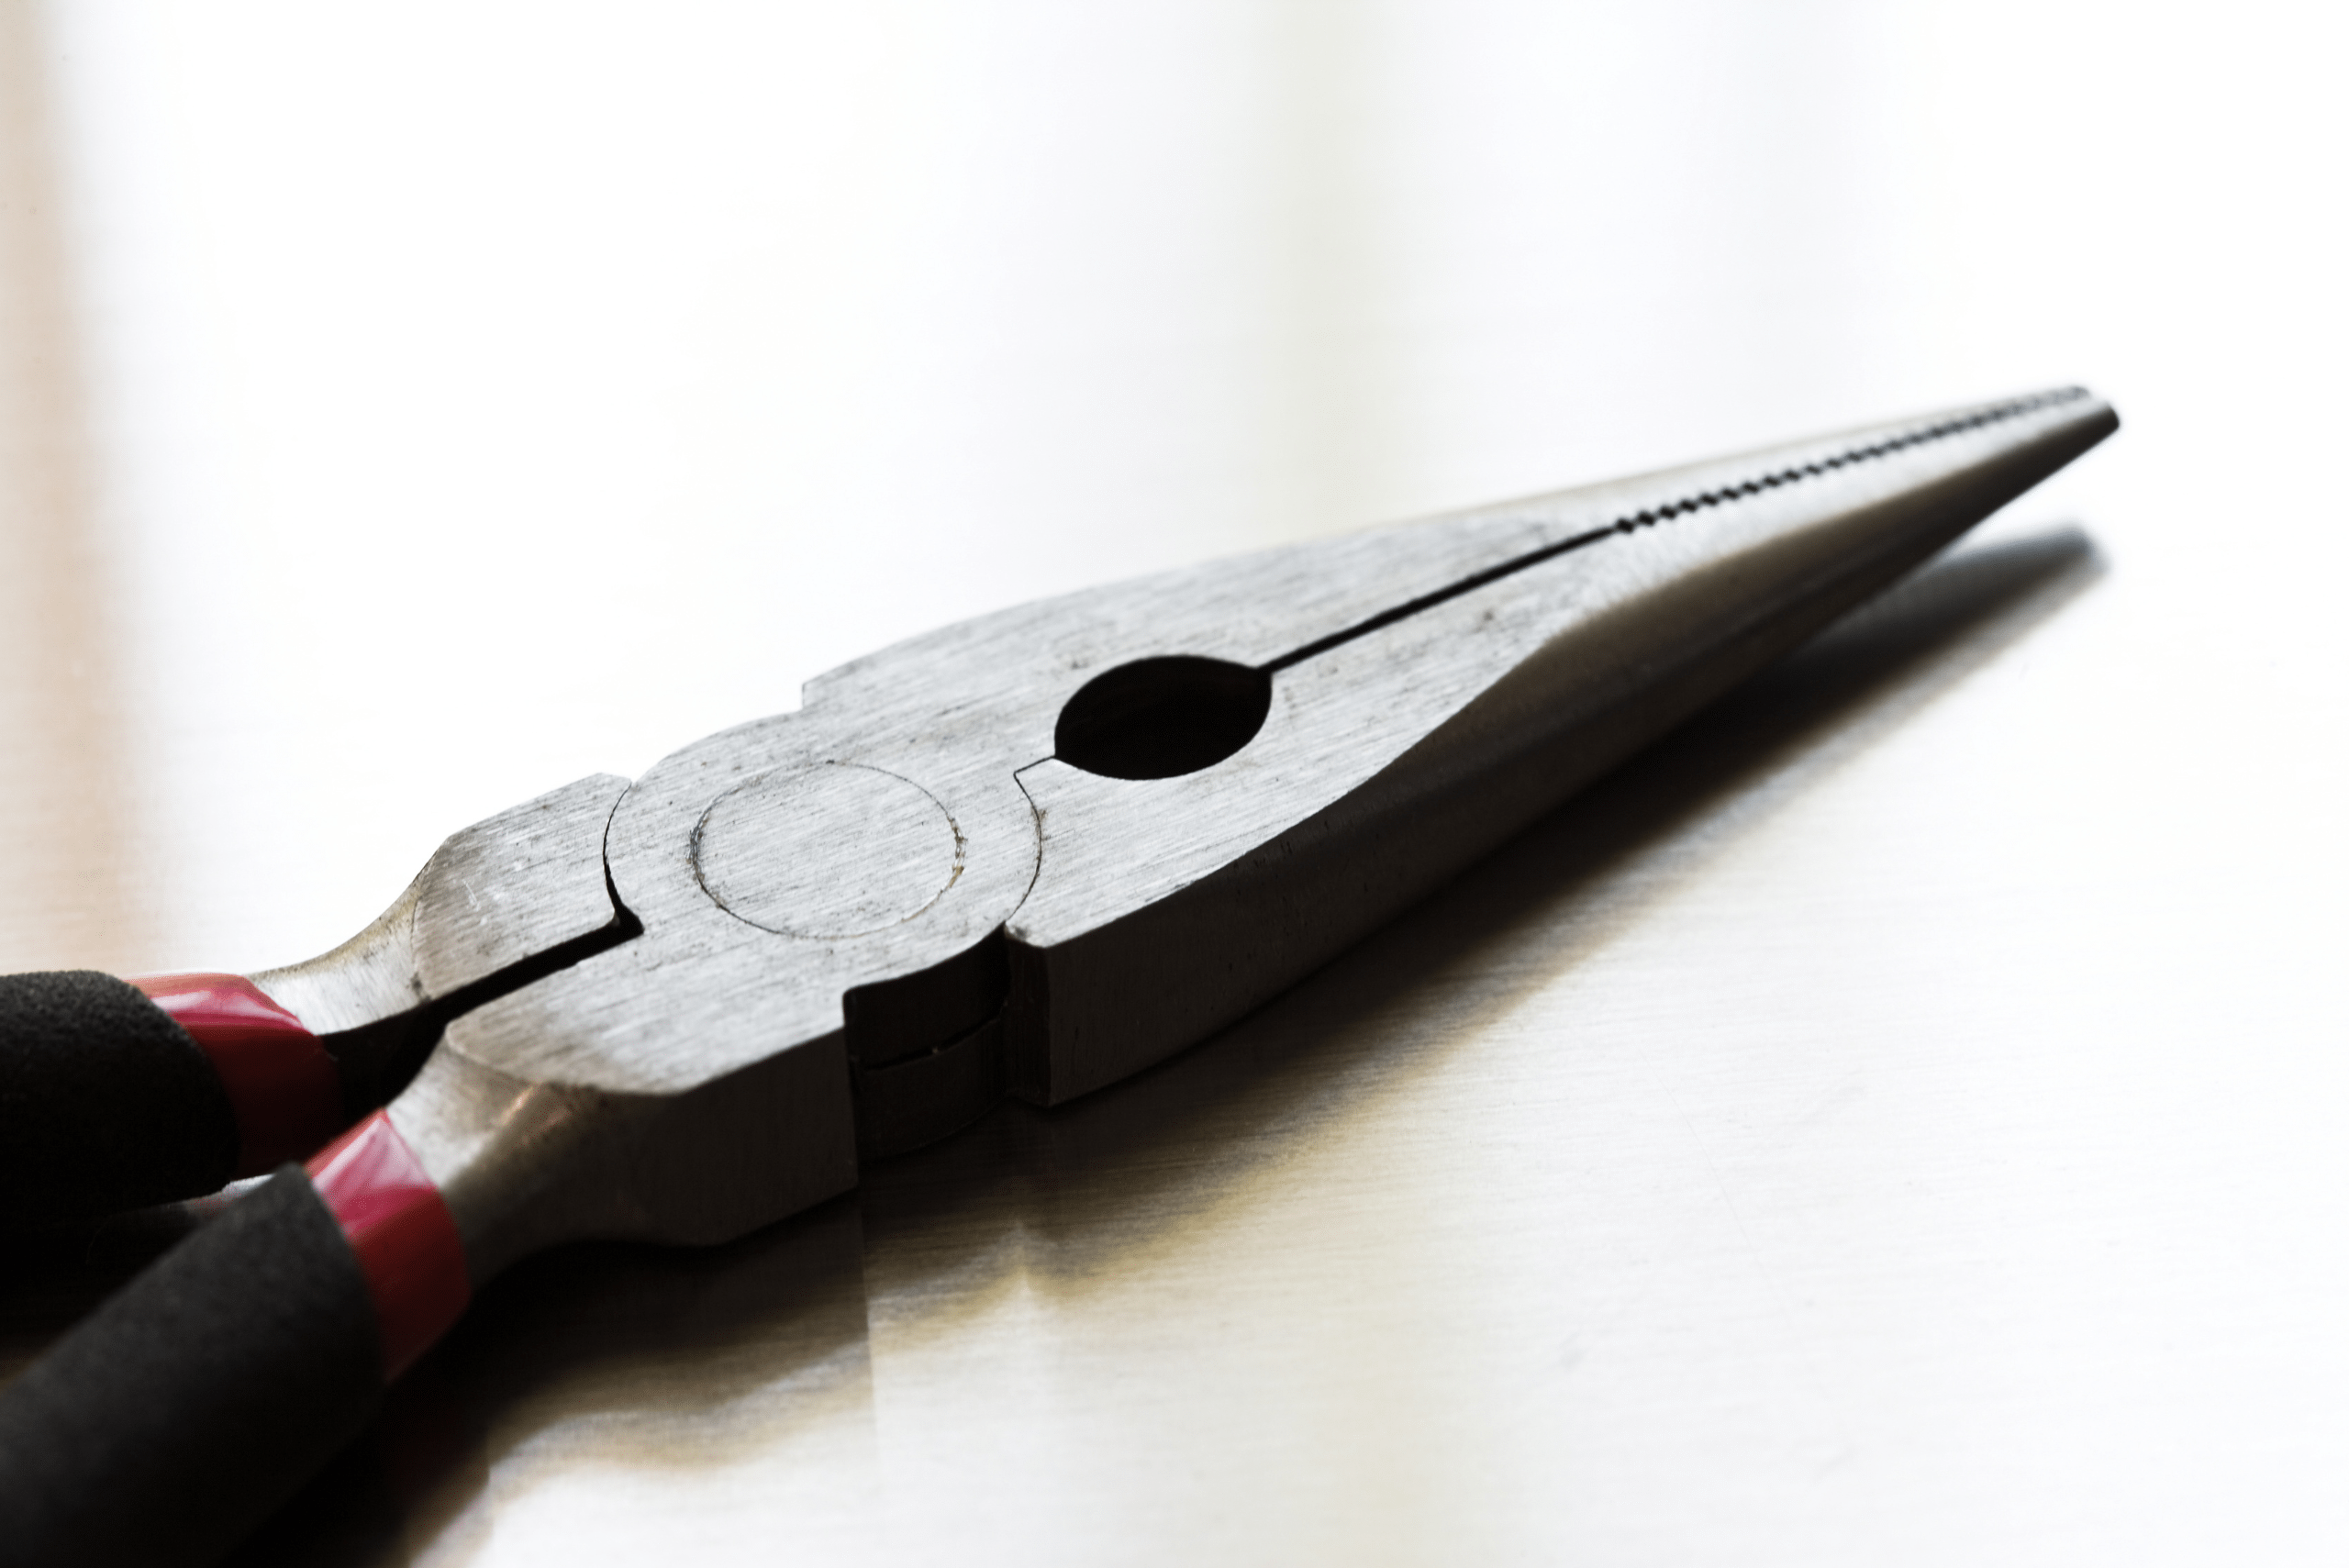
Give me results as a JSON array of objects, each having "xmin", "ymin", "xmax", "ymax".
[
  {"xmin": 0, "ymin": 970, "xmax": 239, "ymax": 1229},
  {"xmin": 0, "ymin": 1168, "xmax": 382, "ymax": 1567}
]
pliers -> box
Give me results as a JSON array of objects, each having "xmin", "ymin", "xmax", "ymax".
[{"xmin": 0, "ymin": 387, "xmax": 2117, "ymax": 1565}]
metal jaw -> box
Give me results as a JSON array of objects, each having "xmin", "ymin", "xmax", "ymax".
[
  {"xmin": 252, "ymin": 774, "xmax": 635, "ymax": 1115},
  {"xmin": 377, "ymin": 388, "xmax": 2117, "ymax": 1287}
]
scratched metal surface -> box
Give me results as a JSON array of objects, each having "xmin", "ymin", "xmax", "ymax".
[{"xmin": 3, "ymin": 2, "xmax": 2345, "ymax": 1563}]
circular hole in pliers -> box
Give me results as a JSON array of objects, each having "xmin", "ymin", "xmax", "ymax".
[{"xmin": 1054, "ymin": 656, "xmax": 1272, "ymax": 781}]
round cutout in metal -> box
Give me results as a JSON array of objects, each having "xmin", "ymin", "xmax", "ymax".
[{"xmin": 1054, "ymin": 656, "xmax": 1271, "ymax": 780}]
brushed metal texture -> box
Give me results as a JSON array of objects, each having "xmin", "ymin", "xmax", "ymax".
[{"xmin": 250, "ymin": 773, "xmax": 629, "ymax": 1038}]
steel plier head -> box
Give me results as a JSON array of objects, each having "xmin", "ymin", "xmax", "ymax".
[{"xmin": 0, "ymin": 386, "xmax": 2116, "ymax": 1564}]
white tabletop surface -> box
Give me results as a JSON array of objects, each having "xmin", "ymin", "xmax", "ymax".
[{"xmin": 2, "ymin": 3, "xmax": 2344, "ymax": 1563}]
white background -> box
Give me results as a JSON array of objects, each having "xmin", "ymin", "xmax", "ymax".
[{"xmin": 2, "ymin": 2, "xmax": 2345, "ymax": 1562}]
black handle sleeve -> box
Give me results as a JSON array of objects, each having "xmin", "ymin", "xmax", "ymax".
[
  {"xmin": 0, "ymin": 1167, "xmax": 383, "ymax": 1568},
  {"xmin": 0, "ymin": 971, "xmax": 239, "ymax": 1229}
]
